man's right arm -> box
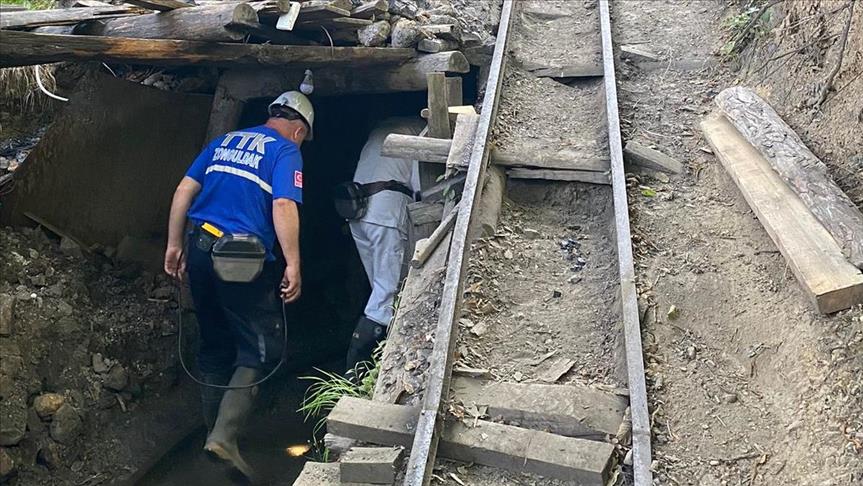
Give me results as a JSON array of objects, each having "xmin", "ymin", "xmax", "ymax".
[{"xmin": 273, "ymin": 198, "xmax": 301, "ymax": 302}]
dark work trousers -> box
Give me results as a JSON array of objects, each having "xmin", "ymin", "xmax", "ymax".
[{"xmin": 186, "ymin": 231, "xmax": 285, "ymax": 374}]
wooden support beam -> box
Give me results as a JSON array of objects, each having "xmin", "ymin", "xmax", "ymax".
[
  {"xmin": 716, "ymin": 86, "xmax": 863, "ymax": 269},
  {"xmin": 420, "ymin": 172, "xmax": 466, "ymax": 202},
  {"xmin": 624, "ymin": 141, "xmax": 683, "ymax": 174},
  {"xmin": 598, "ymin": 2, "xmax": 653, "ymax": 484},
  {"xmin": 204, "ymin": 74, "xmax": 245, "ymax": 145},
  {"xmin": 80, "ymin": 3, "xmax": 258, "ymax": 42},
  {"xmin": 701, "ymin": 114, "xmax": 863, "ymax": 314},
  {"xmin": 426, "ymin": 72, "xmax": 452, "ymax": 139},
  {"xmin": 382, "ymin": 134, "xmax": 610, "ymax": 172},
  {"xmin": 123, "ymin": 0, "xmax": 193, "ymax": 12},
  {"xmin": 472, "ymin": 165, "xmax": 506, "ymax": 238},
  {"xmin": 445, "ymin": 113, "xmax": 479, "ymax": 174},
  {"xmin": 218, "ymin": 52, "xmax": 467, "ymax": 98},
  {"xmin": 445, "ymin": 76, "xmax": 463, "ymax": 106},
  {"xmin": 420, "ymin": 104, "xmax": 477, "ymax": 120},
  {"xmin": 0, "ymin": 6, "xmax": 140, "ymax": 29},
  {"xmin": 451, "ymin": 377, "xmax": 627, "ymax": 439},
  {"xmin": 372, "ymin": 231, "xmax": 452, "ymax": 405},
  {"xmin": 328, "ymin": 396, "xmax": 614, "ymax": 484},
  {"xmin": 508, "ymin": 168, "xmax": 611, "ymax": 185},
  {"xmin": 411, "ymin": 203, "xmax": 459, "ymax": 268},
  {"xmin": 408, "ymin": 201, "xmax": 443, "ymax": 226},
  {"xmin": 404, "ymin": 2, "xmax": 514, "ymax": 484},
  {"xmin": 0, "ymin": 30, "xmax": 416, "ymax": 68},
  {"xmin": 297, "ymin": 0, "xmax": 351, "ymax": 21}
]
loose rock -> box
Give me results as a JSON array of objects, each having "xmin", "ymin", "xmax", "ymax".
[
  {"xmin": 33, "ymin": 393, "xmax": 66, "ymax": 420},
  {"xmin": 103, "ymin": 365, "xmax": 129, "ymax": 392},
  {"xmin": 49, "ymin": 404, "xmax": 82, "ymax": 444},
  {"xmin": 391, "ymin": 18, "xmax": 421, "ymax": 48},
  {"xmin": 36, "ymin": 440, "xmax": 61, "ymax": 470},
  {"xmin": 358, "ymin": 20, "xmax": 391, "ymax": 47},
  {"xmin": 0, "ymin": 397, "xmax": 27, "ymax": 446},
  {"xmin": 91, "ymin": 353, "xmax": 109, "ymax": 374},
  {"xmin": 0, "ymin": 294, "xmax": 14, "ymax": 336},
  {"xmin": 0, "ymin": 447, "xmax": 16, "ymax": 482}
]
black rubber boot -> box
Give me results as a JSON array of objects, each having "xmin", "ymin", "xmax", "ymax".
[
  {"xmin": 200, "ymin": 370, "xmax": 232, "ymax": 432},
  {"xmin": 345, "ymin": 316, "xmax": 387, "ymax": 376},
  {"xmin": 204, "ymin": 366, "xmax": 260, "ymax": 481}
]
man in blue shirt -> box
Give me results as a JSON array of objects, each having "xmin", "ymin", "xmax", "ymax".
[{"xmin": 163, "ymin": 91, "xmax": 313, "ymax": 479}]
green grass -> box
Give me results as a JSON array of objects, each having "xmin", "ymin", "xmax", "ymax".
[
  {"xmin": 2, "ymin": 0, "xmax": 57, "ymax": 10},
  {"xmin": 720, "ymin": 3, "xmax": 773, "ymax": 57}
]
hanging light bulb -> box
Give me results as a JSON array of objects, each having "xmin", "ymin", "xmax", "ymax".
[{"xmin": 300, "ymin": 69, "xmax": 314, "ymax": 95}]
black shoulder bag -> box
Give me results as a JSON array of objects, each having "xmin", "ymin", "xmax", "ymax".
[{"xmin": 333, "ymin": 180, "xmax": 414, "ymax": 220}]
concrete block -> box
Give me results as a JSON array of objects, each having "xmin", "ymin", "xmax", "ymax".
[{"xmin": 340, "ymin": 446, "xmax": 403, "ymax": 484}]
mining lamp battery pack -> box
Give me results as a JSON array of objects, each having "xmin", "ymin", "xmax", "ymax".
[{"xmin": 211, "ymin": 234, "xmax": 266, "ymax": 283}]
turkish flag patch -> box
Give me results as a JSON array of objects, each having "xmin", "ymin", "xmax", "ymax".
[{"xmin": 294, "ymin": 170, "xmax": 303, "ymax": 188}]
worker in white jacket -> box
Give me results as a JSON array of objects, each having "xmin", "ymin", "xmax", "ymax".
[{"xmin": 345, "ymin": 117, "xmax": 425, "ymax": 374}]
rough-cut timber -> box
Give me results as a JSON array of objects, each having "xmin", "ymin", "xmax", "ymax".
[
  {"xmin": 340, "ymin": 447, "xmax": 404, "ymax": 484},
  {"xmin": 382, "ymin": 134, "xmax": 610, "ymax": 172},
  {"xmin": 426, "ymin": 73, "xmax": 452, "ymax": 139},
  {"xmin": 716, "ymin": 86, "xmax": 863, "ymax": 269},
  {"xmin": 328, "ymin": 397, "xmax": 614, "ymax": 484},
  {"xmin": 204, "ymin": 74, "xmax": 245, "ymax": 145},
  {"xmin": 81, "ymin": 3, "xmax": 257, "ymax": 42},
  {"xmin": 623, "ymin": 141, "xmax": 684, "ymax": 174},
  {"xmin": 451, "ymin": 377, "xmax": 627, "ymax": 439},
  {"xmin": 507, "ymin": 168, "xmax": 611, "ymax": 185},
  {"xmin": 0, "ymin": 31, "xmax": 416, "ymax": 68},
  {"xmin": 0, "ymin": 6, "xmax": 139, "ymax": 29},
  {"xmin": 218, "ymin": 52, "xmax": 468, "ymax": 98},
  {"xmin": 701, "ymin": 114, "xmax": 863, "ymax": 314},
  {"xmin": 123, "ymin": 0, "xmax": 193, "ymax": 11},
  {"xmin": 351, "ymin": 0, "xmax": 388, "ymax": 19},
  {"xmin": 472, "ymin": 165, "xmax": 505, "ymax": 238},
  {"xmin": 411, "ymin": 204, "xmax": 459, "ymax": 269}
]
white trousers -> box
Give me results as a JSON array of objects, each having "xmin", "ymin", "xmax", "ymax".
[{"xmin": 350, "ymin": 220, "xmax": 407, "ymax": 326}]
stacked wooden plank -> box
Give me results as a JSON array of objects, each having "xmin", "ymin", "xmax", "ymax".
[
  {"xmin": 701, "ymin": 87, "xmax": 863, "ymax": 314},
  {"xmin": 0, "ymin": 0, "xmax": 469, "ymax": 69}
]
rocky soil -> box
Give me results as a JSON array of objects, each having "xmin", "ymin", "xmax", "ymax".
[{"xmin": 0, "ymin": 227, "xmax": 197, "ymax": 485}]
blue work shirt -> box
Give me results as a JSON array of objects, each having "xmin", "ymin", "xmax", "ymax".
[{"xmin": 185, "ymin": 125, "xmax": 303, "ymax": 259}]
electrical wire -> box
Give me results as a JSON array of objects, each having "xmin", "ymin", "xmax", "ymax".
[
  {"xmin": 176, "ymin": 284, "xmax": 289, "ymax": 390},
  {"xmin": 34, "ymin": 65, "xmax": 68, "ymax": 102}
]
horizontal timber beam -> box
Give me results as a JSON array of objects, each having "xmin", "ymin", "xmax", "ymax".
[
  {"xmin": 221, "ymin": 51, "xmax": 469, "ymax": 98},
  {"xmin": 382, "ymin": 133, "xmax": 610, "ymax": 172},
  {"xmin": 0, "ymin": 30, "xmax": 416, "ymax": 68}
]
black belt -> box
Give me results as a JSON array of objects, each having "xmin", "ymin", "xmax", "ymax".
[{"xmin": 360, "ymin": 180, "xmax": 414, "ymax": 198}]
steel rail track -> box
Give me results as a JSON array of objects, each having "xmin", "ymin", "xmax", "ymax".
[{"xmin": 402, "ymin": 0, "xmax": 654, "ymax": 484}]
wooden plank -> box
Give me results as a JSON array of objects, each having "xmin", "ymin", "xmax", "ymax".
[
  {"xmin": 372, "ymin": 232, "xmax": 452, "ymax": 404},
  {"xmin": 445, "ymin": 113, "xmax": 479, "ymax": 174},
  {"xmin": 472, "ymin": 165, "xmax": 506, "ymax": 238},
  {"xmin": 204, "ymin": 73, "xmax": 245, "ymax": 145},
  {"xmin": 329, "ymin": 397, "xmax": 614, "ymax": 484},
  {"xmin": 426, "ymin": 72, "xmax": 451, "ymax": 139},
  {"xmin": 382, "ymin": 134, "xmax": 610, "ymax": 172},
  {"xmin": 0, "ymin": 31, "xmax": 416, "ymax": 69},
  {"xmin": 411, "ymin": 203, "xmax": 459, "ymax": 268},
  {"xmin": 445, "ymin": 76, "xmax": 463, "ymax": 106},
  {"xmin": 219, "ymin": 51, "xmax": 468, "ymax": 98},
  {"xmin": 508, "ymin": 168, "xmax": 611, "ymax": 185},
  {"xmin": 404, "ymin": 1, "xmax": 515, "ymax": 484},
  {"xmin": 451, "ymin": 377, "xmax": 627, "ymax": 439},
  {"xmin": 297, "ymin": 0, "xmax": 350, "ymax": 21},
  {"xmin": 123, "ymin": 0, "xmax": 193, "ymax": 11},
  {"xmin": 340, "ymin": 447, "xmax": 404, "ymax": 484},
  {"xmin": 420, "ymin": 173, "xmax": 466, "ymax": 202},
  {"xmin": 701, "ymin": 114, "xmax": 863, "ymax": 313},
  {"xmin": 81, "ymin": 3, "xmax": 259, "ymax": 42},
  {"xmin": 408, "ymin": 201, "xmax": 444, "ymax": 226},
  {"xmin": 0, "ymin": 6, "xmax": 140, "ymax": 29},
  {"xmin": 598, "ymin": 2, "xmax": 653, "ymax": 484},
  {"xmin": 716, "ymin": 86, "xmax": 863, "ymax": 269},
  {"xmin": 530, "ymin": 63, "xmax": 604, "ymax": 79},
  {"xmin": 624, "ymin": 141, "xmax": 683, "ymax": 174}
]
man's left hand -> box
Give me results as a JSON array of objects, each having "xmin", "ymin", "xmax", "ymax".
[{"xmin": 280, "ymin": 264, "xmax": 301, "ymax": 303}]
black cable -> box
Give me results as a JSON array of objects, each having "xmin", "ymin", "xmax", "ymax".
[{"xmin": 176, "ymin": 284, "xmax": 289, "ymax": 390}]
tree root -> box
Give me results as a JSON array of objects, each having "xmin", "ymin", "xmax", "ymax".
[{"xmin": 816, "ymin": 0, "xmax": 856, "ymax": 107}]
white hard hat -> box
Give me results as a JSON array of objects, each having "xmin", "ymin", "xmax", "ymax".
[{"xmin": 269, "ymin": 91, "xmax": 314, "ymax": 141}]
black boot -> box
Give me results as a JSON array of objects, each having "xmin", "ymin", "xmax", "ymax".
[
  {"xmin": 204, "ymin": 367, "xmax": 260, "ymax": 480},
  {"xmin": 200, "ymin": 370, "xmax": 232, "ymax": 432},
  {"xmin": 345, "ymin": 316, "xmax": 387, "ymax": 376}
]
